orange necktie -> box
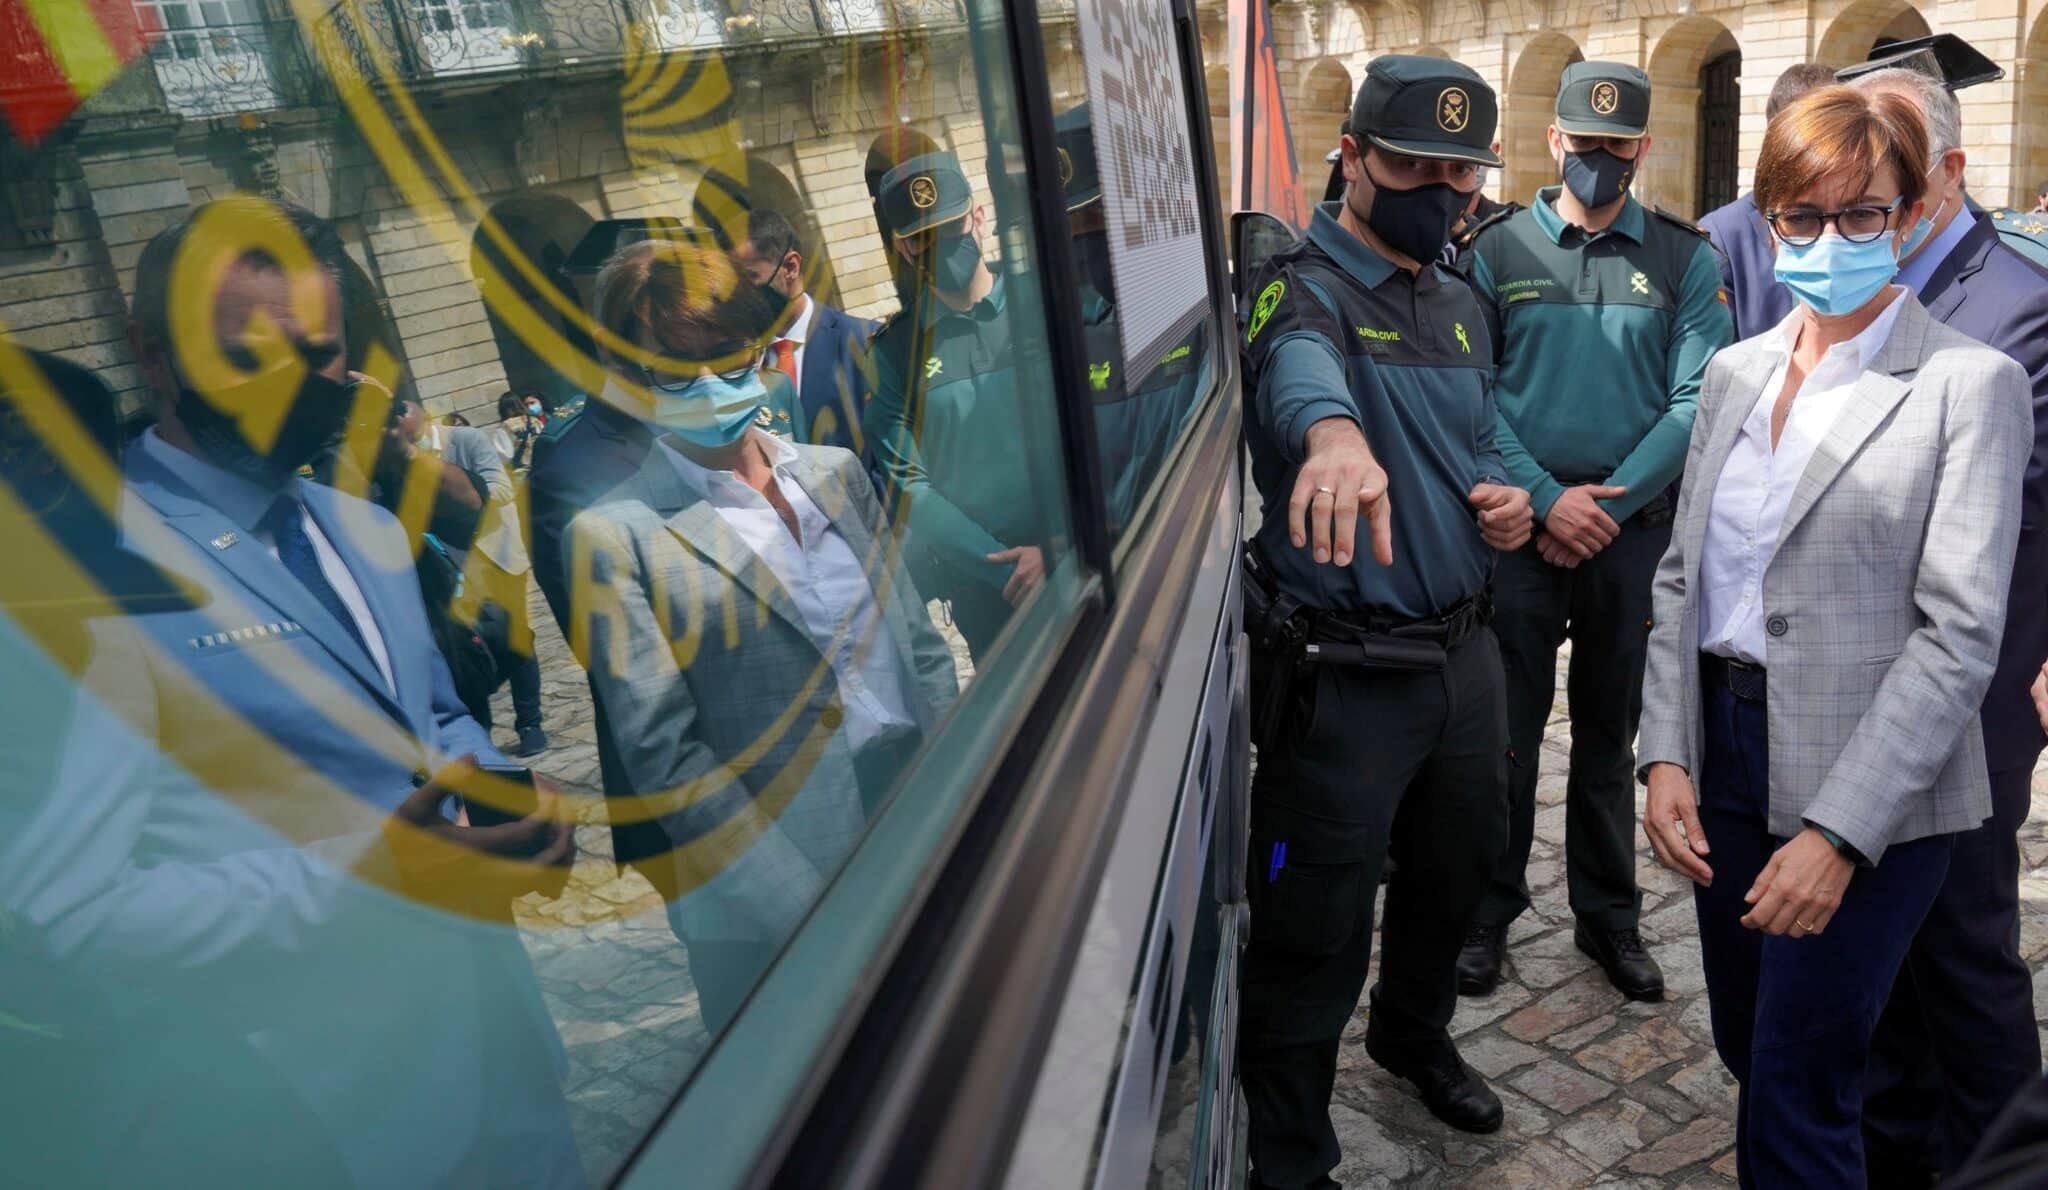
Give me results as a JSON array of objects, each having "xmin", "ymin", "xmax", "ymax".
[{"xmin": 770, "ymin": 339, "xmax": 798, "ymax": 385}]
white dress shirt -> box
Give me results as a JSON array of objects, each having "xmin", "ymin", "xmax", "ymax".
[
  {"xmin": 776, "ymin": 293, "xmax": 815, "ymax": 387},
  {"xmin": 138, "ymin": 428, "xmax": 397, "ymax": 692},
  {"xmin": 659, "ymin": 432, "xmax": 919, "ymax": 751},
  {"xmin": 1699, "ymin": 288, "xmax": 1908, "ymax": 664}
]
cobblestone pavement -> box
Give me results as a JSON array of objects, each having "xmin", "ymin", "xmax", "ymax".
[
  {"xmin": 488, "ymin": 585, "xmax": 2048, "ymax": 1186},
  {"xmin": 1321, "ymin": 657, "xmax": 2048, "ymax": 1188}
]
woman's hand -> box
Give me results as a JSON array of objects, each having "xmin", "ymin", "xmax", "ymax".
[
  {"xmin": 1642, "ymin": 762, "xmax": 1712, "ymax": 885},
  {"xmin": 1741, "ymin": 828, "xmax": 1854, "ymax": 937}
]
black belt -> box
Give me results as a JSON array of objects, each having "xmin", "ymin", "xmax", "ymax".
[
  {"xmin": 1701, "ymin": 652, "xmax": 1766, "ymax": 703},
  {"xmin": 1314, "ymin": 590, "xmax": 1492, "ymax": 649}
]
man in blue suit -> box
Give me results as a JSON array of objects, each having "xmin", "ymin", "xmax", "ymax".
[
  {"xmin": 29, "ymin": 195, "xmax": 586, "ymax": 1186},
  {"xmin": 1694, "ymin": 63, "xmax": 1836, "ymax": 340},
  {"xmin": 730, "ymin": 208, "xmax": 880, "ymax": 455},
  {"xmin": 1846, "ymin": 67, "xmax": 2048, "ymax": 1187}
]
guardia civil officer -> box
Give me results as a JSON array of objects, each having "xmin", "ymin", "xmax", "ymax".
[
  {"xmin": 1456, "ymin": 63, "xmax": 1732, "ymax": 1003},
  {"xmin": 864, "ymin": 152, "xmax": 1045, "ymax": 663},
  {"xmin": 1237, "ymin": 55, "xmax": 1533, "ymax": 1188}
]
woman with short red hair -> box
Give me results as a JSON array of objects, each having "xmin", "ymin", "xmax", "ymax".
[{"xmin": 1636, "ymin": 85, "xmax": 2033, "ymax": 1186}]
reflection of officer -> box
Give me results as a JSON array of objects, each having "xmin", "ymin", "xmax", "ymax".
[
  {"xmin": 1055, "ymin": 103, "xmax": 1204, "ymax": 535},
  {"xmin": 1238, "ymin": 55, "xmax": 1532, "ymax": 1186},
  {"xmin": 1457, "ymin": 63, "xmax": 1731, "ymax": 1004},
  {"xmin": 865, "ymin": 152, "xmax": 1045, "ymax": 660}
]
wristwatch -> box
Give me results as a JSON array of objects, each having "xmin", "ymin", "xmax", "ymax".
[{"xmin": 1805, "ymin": 821, "xmax": 1868, "ymax": 867}]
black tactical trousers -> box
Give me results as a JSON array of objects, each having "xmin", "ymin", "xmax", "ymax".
[
  {"xmin": 1476, "ymin": 515, "xmax": 1668, "ymax": 933},
  {"xmin": 1239, "ymin": 628, "xmax": 1510, "ymax": 1190}
]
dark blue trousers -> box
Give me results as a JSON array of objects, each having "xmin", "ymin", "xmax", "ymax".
[{"xmin": 1693, "ymin": 676, "xmax": 1954, "ymax": 1189}]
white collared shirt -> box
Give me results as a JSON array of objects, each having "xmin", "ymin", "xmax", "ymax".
[
  {"xmin": 1699, "ymin": 288, "xmax": 1908, "ymax": 664},
  {"xmin": 777, "ymin": 294, "xmax": 816, "ymax": 387},
  {"xmin": 658, "ymin": 432, "xmax": 918, "ymax": 751},
  {"xmin": 137, "ymin": 429, "xmax": 397, "ymax": 693}
]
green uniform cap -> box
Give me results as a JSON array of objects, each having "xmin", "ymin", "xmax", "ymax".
[
  {"xmin": 1054, "ymin": 103, "xmax": 1101, "ymax": 211},
  {"xmin": 879, "ymin": 152, "xmax": 974, "ymax": 238},
  {"xmin": 1555, "ymin": 61, "xmax": 1650, "ymax": 139},
  {"xmin": 1349, "ymin": 54, "xmax": 1501, "ymax": 167}
]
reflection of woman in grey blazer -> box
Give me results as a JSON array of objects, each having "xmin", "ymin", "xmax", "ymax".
[
  {"xmin": 1635, "ymin": 87, "xmax": 2031, "ymax": 1187},
  {"xmin": 562, "ymin": 240, "xmax": 959, "ymax": 1034}
]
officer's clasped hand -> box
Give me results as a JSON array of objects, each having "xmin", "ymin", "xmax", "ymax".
[
  {"xmin": 1293, "ymin": 416, "xmax": 1392, "ymax": 568},
  {"xmin": 1467, "ymin": 483, "xmax": 1533, "ymax": 551},
  {"xmin": 1543, "ymin": 483, "xmax": 1627, "ymax": 560}
]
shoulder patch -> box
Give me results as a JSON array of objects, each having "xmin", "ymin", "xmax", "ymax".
[
  {"xmin": 1458, "ymin": 202, "xmax": 1520, "ymax": 248},
  {"xmin": 1246, "ymin": 278, "xmax": 1286, "ymax": 344},
  {"xmin": 537, "ymin": 407, "xmax": 582, "ymax": 442},
  {"xmin": 1650, "ymin": 205, "xmax": 1713, "ymax": 242}
]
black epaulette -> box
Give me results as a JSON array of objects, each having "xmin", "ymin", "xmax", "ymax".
[
  {"xmin": 867, "ymin": 310, "xmax": 896, "ymax": 342},
  {"xmin": 1651, "ymin": 205, "xmax": 1713, "ymax": 241},
  {"xmin": 1456, "ymin": 202, "xmax": 1520, "ymax": 249}
]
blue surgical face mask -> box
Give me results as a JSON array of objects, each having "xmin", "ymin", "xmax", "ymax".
[
  {"xmin": 1772, "ymin": 231, "xmax": 1901, "ymax": 317},
  {"xmin": 608, "ymin": 364, "xmax": 766, "ymax": 448}
]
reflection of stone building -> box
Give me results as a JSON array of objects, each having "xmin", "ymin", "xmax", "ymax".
[
  {"xmin": 0, "ymin": 0, "xmax": 1083, "ymax": 420},
  {"xmin": 1195, "ymin": 0, "xmax": 2048, "ymax": 226},
  {"xmin": 7, "ymin": 0, "xmax": 2047, "ymax": 422}
]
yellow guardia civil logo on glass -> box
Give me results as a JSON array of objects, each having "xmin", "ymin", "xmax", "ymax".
[
  {"xmin": 1058, "ymin": 147, "xmax": 1075, "ymax": 186},
  {"xmin": 1248, "ymin": 278, "xmax": 1286, "ymax": 343},
  {"xmin": 909, "ymin": 175, "xmax": 939, "ymax": 209},
  {"xmin": 1437, "ymin": 87, "xmax": 1469, "ymax": 133},
  {"xmin": 1631, "ymin": 270, "xmax": 1650, "ymax": 295},
  {"xmin": 1591, "ymin": 81, "xmax": 1621, "ymax": 116},
  {"xmin": 1454, "ymin": 322, "xmax": 1472, "ymax": 354}
]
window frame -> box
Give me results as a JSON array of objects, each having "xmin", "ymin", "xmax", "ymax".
[{"xmin": 613, "ymin": 0, "xmax": 1242, "ymax": 1180}]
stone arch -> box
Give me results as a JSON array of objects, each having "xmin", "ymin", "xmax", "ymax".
[
  {"xmin": 1504, "ymin": 32, "xmax": 1584, "ymax": 205},
  {"xmin": 1296, "ymin": 58, "xmax": 1355, "ymax": 213},
  {"xmin": 1814, "ymin": 0, "xmax": 1930, "ymax": 69},
  {"xmin": 470, "ymin": 192, "xmax": 599, "ymax": 411},
  {"xmin": 1413, "ymin": 44, "xmax": 1450, "ymax": 59},
  {"xmin": 1644, "ymin": 16, "xmax": 1739, "ymax": 217}
]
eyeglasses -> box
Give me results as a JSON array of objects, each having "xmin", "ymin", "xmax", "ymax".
[
  {"xmin": 1763, "ymin": 197, "xmax": 1904, "ymax": 247},
  {"xmin": 638, "ymin": 359, "xmax": 757, "ymax": 389}
]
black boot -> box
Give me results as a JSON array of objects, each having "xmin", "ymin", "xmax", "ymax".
[
  {"xmin": 1575, "ymin": 923, "xmax": 1665, "ymax": 1002},
  {"xmin": 1364, "ymin": 1030, "xmax": 1504, "ymax": 1134},
  {"xmin": 1456, "ymin": 923, "xmax": 1506, "ymax": 996}
]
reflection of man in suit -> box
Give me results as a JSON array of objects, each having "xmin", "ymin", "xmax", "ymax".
[
  {"xmin": 563, "ymin": 239, "xmax": 957, "ymax": 1030},
  {"xmin": 1845, "ymin": 67, "xmax": 2048, "ymax": 1186},
  {"xmin": 1695, "ymin": 63, "xmax": 1837, "ymax": 339},
  {"xmin": 17, "ymin": 195, "xmax": 584, "ymax": 1186},
  {"xmin": 729, "ymin": 209, "xmax": 880, "ymax": 456}
]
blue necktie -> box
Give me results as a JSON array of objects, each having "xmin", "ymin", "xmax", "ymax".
[{"xmin": 264, "ymin": 495, "xmax": 374, "ymax": 665}]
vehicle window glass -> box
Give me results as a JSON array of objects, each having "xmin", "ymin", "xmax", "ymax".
[
  {"xmin": 0, "ymin": 1, "xmax": 1082, "ymax": 1182},
  {"xmin": 1059, "ymin": 3, "xmax": 1220, "ymax": 550}
]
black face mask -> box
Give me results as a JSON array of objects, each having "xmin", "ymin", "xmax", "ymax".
[
  {"xmin": 1353, "ymin": 178, "xmax": 1465, "ymax": 264},
  {"xmin": 1074, "ymin": 228, "xmax": 1117, "ymax": 300},
  {"xmin": 1561, "ymin": 148, "xmax": 1635, "ymax": 209},
  {"xmin": 177, "ymin": 365, "xmax": 358, "ymax": 489},
  {"xmin": 923, "ymin": 230, "xmax": 983, "ymax": 294},
  {"xmin": 757, "ymin": 279, "xmax": 791, "ymax": 323}
]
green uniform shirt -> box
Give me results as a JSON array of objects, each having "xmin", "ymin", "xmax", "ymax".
[
  {"xmin": 864, "ymin": 273, "xmax": 1037, "ymax": 607},
  {"xmin": 1467, "ymin": 188, "xmax": 1733, "ymax": 523},
  {"xmin": 1079, "ymin": 285, "xmax": 1206, "ymax": 533},
  {"xmin": 1988, "ymin": 208, "xmax": 2048, "ymax": 271}
]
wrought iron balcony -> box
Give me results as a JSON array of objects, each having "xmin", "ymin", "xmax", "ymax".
[{"xmin": 145, "ymin": 19, "xmax": 329, "ymax": 118}]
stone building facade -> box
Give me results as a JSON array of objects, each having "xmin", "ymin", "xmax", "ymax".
[
  {"xmin": 1243, "ymin": 0, "xmax": 2048, "ymax": 228},
  {"xmin": 2, "ymin": 0, "xmax": 2045, "ymax": 422}
]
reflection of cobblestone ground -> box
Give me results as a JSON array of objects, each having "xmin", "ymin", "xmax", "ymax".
[{"xmin": 480, "ymin": 580, "xmax": 973, "ymax": 1182}]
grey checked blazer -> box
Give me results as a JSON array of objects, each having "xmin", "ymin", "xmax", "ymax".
[
  {"xmin": 1637, "ymin": 295, "xmax": 2031, "ymax": 863},
  {"xmin": 562, "ymin": 437, "xmax": 957, "ymax": 942}
]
